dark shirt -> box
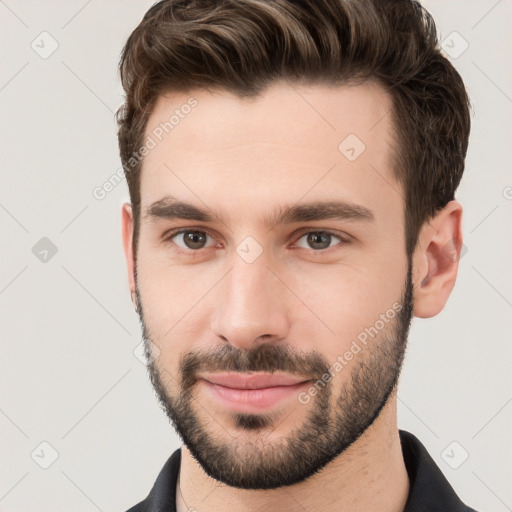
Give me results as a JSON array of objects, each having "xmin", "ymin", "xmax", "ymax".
[{"xmin": 125, "ymin": 429, "xmax": 479, "ymax": 511}]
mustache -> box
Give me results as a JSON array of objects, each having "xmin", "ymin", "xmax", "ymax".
[{"xmin": 177, "ymin": 342, "xmax": 330, "ymax": 389}]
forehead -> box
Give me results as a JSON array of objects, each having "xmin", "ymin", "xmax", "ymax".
[{"xmin": 139, "ymin": 80, "xmax": 400, "ymax": 224}]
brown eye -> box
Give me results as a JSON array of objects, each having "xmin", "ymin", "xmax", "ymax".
[
  {"xmin": 169, "ymin": 230, "xmax": 213, "ymax": 250},
  {"xmin": 295, "ymin": 231, "xmax": 347, "ymax": 251}
]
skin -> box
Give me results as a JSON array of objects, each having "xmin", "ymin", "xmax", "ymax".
[{"xmin": 121, "ymin": 80, "xmax": 463, "ymax": 512}]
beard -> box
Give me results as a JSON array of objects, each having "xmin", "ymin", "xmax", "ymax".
[{"xmin": 134, "ymin": 259, "xmax": 414, "ymax": 490}]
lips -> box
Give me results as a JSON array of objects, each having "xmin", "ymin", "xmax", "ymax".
[
  {"xmin": 200, "ymin": 373, "xmax": 312, "ymax": 412},
  {"xmin": 201, "ymin": 372, "xmax": 309, "ymax": 389}
]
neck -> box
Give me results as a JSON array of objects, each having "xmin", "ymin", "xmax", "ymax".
[{"xmin": 176, "ymin": 395, "xmax": 409, "ymax": 512}]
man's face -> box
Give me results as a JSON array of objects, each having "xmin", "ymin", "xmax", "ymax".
[{"xmin": 130, "ymin": 81, "xmax": 414, "ymax": 489}]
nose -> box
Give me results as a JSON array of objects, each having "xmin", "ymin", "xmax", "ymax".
[{"xmin": 210, "ymin": 253, "xmax": 291, "ymax": 350}]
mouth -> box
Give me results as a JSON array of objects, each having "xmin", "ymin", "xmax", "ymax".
[{"xmin": 199, "ymin": 373, "xmax": 312, "ymax": 412}]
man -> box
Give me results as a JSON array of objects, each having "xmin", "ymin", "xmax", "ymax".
[{"xmin": 117, "ymin": 0, "xmax": 477, "ymax": 510}]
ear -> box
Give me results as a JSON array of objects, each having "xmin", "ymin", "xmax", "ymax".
[
  {"xmin": 121, "ymin": 202, "xmax": 137, "ymax": 305},
  {"xmin": 412, "ymin": 199, "xmax": 464, "ymax": 318}
]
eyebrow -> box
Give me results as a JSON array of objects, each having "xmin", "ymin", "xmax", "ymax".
[{"xmin": 143, "ymin": 195, "xmax": 375, "ymax": 229}]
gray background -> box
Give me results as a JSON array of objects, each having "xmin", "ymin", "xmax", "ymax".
[{"xmin": 1, "ymin": 1, "xmax": 511, "ymax": 511}]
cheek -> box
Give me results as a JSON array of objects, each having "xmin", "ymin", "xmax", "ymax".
[
  {"xmin": 136, "ymin": 254, "xmax": 217, "ymax": 344},
  {"xmin": 285, "ymin": 259, "xmax": 405, "ymax": 358}
]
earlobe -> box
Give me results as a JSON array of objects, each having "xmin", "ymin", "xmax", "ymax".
[
  {"xmin": 412, "ymin": 200, "xmax": 464, "ymax": 319},
  {"xmin": 121, "ymin": 202, "xmax": 137, "ymax": 304}
]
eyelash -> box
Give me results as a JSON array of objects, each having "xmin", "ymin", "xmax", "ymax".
[{"xmin": 162, "ymin": 228, "xmax": 351, "ymax": 255}]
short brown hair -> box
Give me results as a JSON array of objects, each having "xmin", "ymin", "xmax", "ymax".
[{"xmin": 116, "ymin": 0, "xmax": 471, "ymax": 260}]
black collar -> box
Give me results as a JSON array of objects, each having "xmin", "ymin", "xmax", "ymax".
[
  {"xmin": 399, "ymin": 430, "xmax": 476, "ymax": 511},
  {"xmin": 126, "ymin": 429, "xmax": 477, "ymax": 512}
]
